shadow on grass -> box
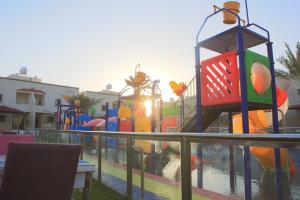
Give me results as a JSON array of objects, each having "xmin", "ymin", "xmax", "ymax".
[{"xmin": 73, "ymin": 179, "xmax": 127, "ymax": 200}]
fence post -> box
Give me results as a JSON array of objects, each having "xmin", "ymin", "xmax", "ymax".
[
  {"xmin": 80, "ymin": 133, "xmax": 84, "ymax": 160},
  {"xmin": 98, "ymin": 135, "xmax": 102, "ymax": 182},
  {"xmin": 181, "ymin": 137, "xmax": 192, "ymax": 200},
  {"xmin": 68, "ymin": 133, "xmax": 72, "ymax": 144},
  {"xmin": 127, "ymin": 135, "xmax": 133, "ymax": 200},
  {"xmin": 243, "ymin": 146, "xmax": 252, "ymax": 200}
]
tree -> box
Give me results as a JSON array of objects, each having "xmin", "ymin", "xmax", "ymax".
[
  {"xmin": 275, "ymin": 42, "xmax": 300, "ymax": 81},
  {"xmin": 67, "ymin": 94, "xmax": 100, "ymax": 113},
  {"xmin": 124, "ymin": 71, "xmax": 152, "ymax": 98},
  {"xmin": 124, "ymin": 68, "xmax": 153, "ymax": 118}
]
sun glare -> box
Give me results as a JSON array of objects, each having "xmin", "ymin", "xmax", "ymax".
[{"xmin": 145, "ymin": 100, "xmax": 152, "ymax": 117}]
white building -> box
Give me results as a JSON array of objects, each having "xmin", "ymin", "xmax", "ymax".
[
  {"xmin": 277, "ymin": 77, "xmax": 300, "ymax": 127},
  {"xmin": 0, "ymin": 70, "xmax": 79, "ymax": 130},
  {"xmin": 81, "ymin": 88, "xmax": 119, "ymax": 118}
]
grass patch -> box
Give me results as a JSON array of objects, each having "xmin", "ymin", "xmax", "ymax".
[{"xmin": 73, "ymin": 179, "xmax": 127, "ymax": 200}]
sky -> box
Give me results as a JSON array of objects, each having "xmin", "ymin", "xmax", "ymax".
[{"xmin": 0, "ymin": 0, "xmax": 299, "ymax": 100}]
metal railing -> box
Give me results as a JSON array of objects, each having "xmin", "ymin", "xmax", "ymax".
[
  {"xmin": 176, "ymin": 76, "xmax": 197, "ymax": 130},
  {"xmin": 20, "ymin": 129, "xmax": 300, "ymax": 200}
]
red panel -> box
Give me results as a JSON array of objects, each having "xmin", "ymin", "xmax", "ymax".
[
  {"xmin": 119, "ymin": 119, "xmax": 132, "ymax": 132},
  {"xmin": 162, "ymin": 116, "xmax": 177, "ymax": 132},
  {"xmin": 201, "ymin": 51, "xmax": 240, "ymax": 106}
]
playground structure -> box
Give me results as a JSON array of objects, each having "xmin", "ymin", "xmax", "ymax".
[
  {"xmin": 56, "ymin": 98, "xmax": 91, "ymax": 131},
  {"xmin": 49, "ymin": 2, "xmax": 295, "ymax": 199},
  {"xmin": 170, "ymin": 1, "xmax": 292, "ymax": 199},
  {"xmin": 87, "ymin": 3, "xmax": 294, "ymax": 196},
  {"xmin": 90, "ymin": 67, "xmax": 164, "ymax": 153}
]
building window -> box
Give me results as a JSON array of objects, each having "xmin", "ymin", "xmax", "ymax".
[
  {"xmin": 0, "ymin": 115, "xmax": 6, "ymax": 122},
  {"xmin": 55, "ymin": 99, "xmax": 61, "ymax": 106},
  {"xmin": 35, "ymin": 94, "xmax": 45, "ymax": 106},
  {"xmin": 16, "ymin": 93, "xmax": 29, "ymax": 104},
  {"xmin": 36, "ymin": 99, "xmax": 43, "ymax": 106},
  {"xmin": 0, "ymin": 94, "xmax": 2, "ymax": 103},
  {"xmin": 101, "ymin": 105, "xmax": 106, "ymax": 111},
  {"xmin": 47, "ymin": 116, "xmax": 55, "ymax": 123}
]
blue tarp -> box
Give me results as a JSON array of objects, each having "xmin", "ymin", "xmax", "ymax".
[
  {"xmin": 76, "ymin": 114, "xmax": 91, "ymax": 122},
  {"xmin": 107, "ymin": 121, "xmax": 118, "ymax": 131},
  {"xmin": 106, "ymin": 121, "xmax": 118, "ymax": 148},
  {"xmin": 107, "ymin": 109, "xmax": 118, "ymax": 118}
]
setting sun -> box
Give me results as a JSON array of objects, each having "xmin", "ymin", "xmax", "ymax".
[{"xmin": 145, "ymin": 100, "xmax": 152, "ymax": 117}]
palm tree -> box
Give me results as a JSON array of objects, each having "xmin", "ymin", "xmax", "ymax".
[
  {"xmin": 275, "ymin": 42, "xmax": 300, "ymax": 81},
  {"xmin": 124, "ymin": 64, "xmax": 152, "ymax": 98},
  {"xmin": 124, "ymin": 67, "xmax": 153, "ymax": 118},
  {"xmin": 67, "ymin": 94, "xmax": 100, "ymax": 113},
  {"xmin": 124, "ymin": 74, "xmax": 152, "ymax": 98}
]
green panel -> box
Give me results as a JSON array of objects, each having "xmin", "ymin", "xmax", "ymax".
[
  {"xmin": 163, "ymin": 104, "xmax": 179, "ymax": 116},
  {"xmin": 245, "ymin": 50, "xmax": 272, "ymax": 104}
]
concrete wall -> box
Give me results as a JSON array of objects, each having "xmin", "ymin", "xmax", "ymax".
[
  {"xmin": 285, "ymin": 110, "xmax": 300, "ymax": 127},
  {"xmin": 276, "ymin": 77, "xmax": 300, "ymax": 127}
]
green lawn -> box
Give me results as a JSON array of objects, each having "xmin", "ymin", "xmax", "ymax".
[{"xmin": 73, "ymin": 179, "xmax": 127, "ymax": 200}]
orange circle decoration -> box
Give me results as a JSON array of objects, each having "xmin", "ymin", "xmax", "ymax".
[{"xmin": 250, "ymin": 62, "xmax": 271, "ymax": 94}]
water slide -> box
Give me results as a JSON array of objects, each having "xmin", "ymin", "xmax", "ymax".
[{"xmin": 233, "ymin": 87, "xmax": 295, "ymax": 173}]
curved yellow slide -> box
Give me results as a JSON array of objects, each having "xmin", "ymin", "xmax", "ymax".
[{"xmin": 233, "ymin": 87, "xmax": 294, "ymax": 173}]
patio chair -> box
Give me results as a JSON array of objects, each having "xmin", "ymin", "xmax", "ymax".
[{"xmin": 0, "ymin": 143, "xmax": 81, "ymax": 200}]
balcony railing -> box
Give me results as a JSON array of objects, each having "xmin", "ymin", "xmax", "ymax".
[{"xmin": 19, "ymin": 129, "xmax": 300, "ymax": 200}]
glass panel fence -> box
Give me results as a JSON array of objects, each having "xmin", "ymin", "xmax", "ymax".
[
  {"xmin": 20, "ymin": 130, "xmax": 300, "ymax": 200},
  {"xmin": 190, "ymin": 137, "xmax": 300, "ymax": 200},
  {"xmin": 132, "ymin": 139, "xmax": 182, "ymax": 200},
  {"xmin": 190, "ymin": 143, "xmax": 245, "ymax": 199},
  {"xmin": 100, "ymin": 136, "xmax": 128, "ymax": 196}
]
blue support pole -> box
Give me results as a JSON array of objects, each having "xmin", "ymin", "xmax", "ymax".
[
  {"xmin": 267, "ymin": 42, "xmax": 279, "ymax": 133},
  {"xmin": 237, "ymin": 27, "xmax": 252, "ymax": 200},
  {"xmin": 267, "ymin": 42, "xmax": 282, "ymax": 199},
  {"xmin": 63, "ymin": 111, "xmax": 66, "ymax": 129},
  {"xmin": 73, "ymin": 111, "xmax": 77, "ymax": 130},
  {"xmin": 56, "ymin": 105, "xmax": 60, "ymax": 130},
  {"xmin": 118, "ymin": 96, "xmax": 121, "ymax": 132},
  {"xmin": 105, "ymin": 102, "xmax": 109, "ymax": 131},
  {"xmin": 194, "ymin": 46, "xmax": 202, "ymax": 132},
  {"xmin": 195, "ymin": 44, "xmax": 203, "ymax": 189},
  {"xmin": 237, "ymin": 29, "xmax": 249, "ymax": 134},
  {"xmin": 105, "ymin": 102, "xmax": 109, "ymax": 160}
]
